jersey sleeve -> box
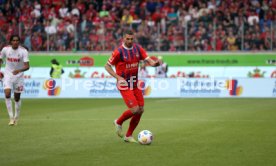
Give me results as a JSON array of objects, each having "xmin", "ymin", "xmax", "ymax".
[
  {"xmin": 139, "ymin": 46, "xmax": 148, "ymax": 60},
  {"xmin": 108, "ymin": 49, "xmax": 120, "ymax": 65},
  {"xmin": 22, "ymin": 49, "xmax": 29, "ymax": 62},
  {"xmin": 0, "ymin": 47, "xmax": 6, "ymax": 59}
]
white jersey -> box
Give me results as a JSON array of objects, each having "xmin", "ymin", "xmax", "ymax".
[{"xmin": 0, "ymin": 45, "xmax": 29, "ymax": 78}]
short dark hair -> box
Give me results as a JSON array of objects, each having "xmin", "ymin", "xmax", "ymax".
[
  {"xmin": 10, "ymin": 35, "xmax": 20, "ymax": 42},
  {"xmin": 51, "ymin": 59, "xmax": 59, "ymax": 65},
  {"xmin": 123, "ymin": 29, "xmax": 134, "ymax": 36}
]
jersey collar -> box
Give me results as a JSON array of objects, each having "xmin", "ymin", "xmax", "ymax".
[{"xmin": 122, "ymin": 43, "xmax": 133, "ymax": 50}]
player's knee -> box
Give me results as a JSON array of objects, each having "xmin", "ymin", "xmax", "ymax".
[
  {"xmin": 138, "ymin": 107, "xmax": 144, "ymax": 114},
  {"xmin": 130, "ymin": 106, "xmax": 140, "ymax": 114},
  {"xmin": 5, "ymin": 95, "xmax": 11, "ymax": 99},
  {"xmin": 14, "ymin": 98, "xmax": 20, "ymax": 102},
  {"xmin": 14, "ymin": 93, "xmax": 21, "ymax": 102},
  {"xmin": 4, "ymin": 90, "xmax": 11, "ymax": 98}
]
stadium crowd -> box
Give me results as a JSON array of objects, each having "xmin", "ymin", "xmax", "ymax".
[{"xmin": 0, "ymin": 0, "xmax": 276, "ymax": 51}]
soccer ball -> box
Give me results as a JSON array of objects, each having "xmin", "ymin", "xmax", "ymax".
[{"xmin": 138, "ymin": 130, "xmax": 153, "ymax": 145}]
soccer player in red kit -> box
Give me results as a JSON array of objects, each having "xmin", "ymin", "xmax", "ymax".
[{"xmin": 105, "ymin": 30, "xmax": 159, "ymax": 143}]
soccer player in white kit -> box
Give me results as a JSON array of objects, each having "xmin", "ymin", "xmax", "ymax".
[{"xmin": 0, "ymin": 35, "xmax": 30, "ymax": 126}]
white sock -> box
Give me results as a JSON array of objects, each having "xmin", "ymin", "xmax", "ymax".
[
  {"xmin": 5, "ymin": 98, "xmax": 13, "ymax": 120},
  {"xmin": 14, "ymin": 100, "xmax": 22, "ymax": 120}
]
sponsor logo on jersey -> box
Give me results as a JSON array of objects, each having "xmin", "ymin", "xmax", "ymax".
[{"xmin": 7, "ymin": 57, "xmax": 20, "ymax": 62}]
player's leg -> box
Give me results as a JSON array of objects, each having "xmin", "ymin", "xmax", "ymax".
[
  {"xmin": 124, "ymin": 106, "xmax": 143, "ymax": 143},
  {"xmin": 114, "ymin": 89, "xmax": 139, "ymax": 139},
  {"xmin": 4, "ymin": 88, "xmax": 14, "ymax": 125},
  {"xmin": 126, "ymin": 88, "xmax": 144, "ymax": 138},
  {"xmin": 3, "ymin": 78, "xmax": 14, "ymax": 125},
  {"xmin": 126, "ymin": 107, "xmax": 143, "ymax": 136},
  {"xmin": 116, "ymin": 89, "xmax": 140, "ymax": 125},
  {"xmin": 123, "ymin": 88, "xmax": 144, "ymax": 143},
  {"xmin": 13, "ymin": 78, "xmax": 24, "ymax": 125},
  {"xmin": 14, "ymin": 92, "xmax": 21, "ymax": 125}
]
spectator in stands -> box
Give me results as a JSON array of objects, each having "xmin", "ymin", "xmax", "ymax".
[
  {"xmin": 226, "ymin": 31, "xmax": 238, "ymax": 50},
  {"xmin": 121, "ymin": 9, "xmax": 133, "ymax": 25},
  {"xmin": 0, "ymin": 0, "xmax": 275, "ymax": 51},
  {"xmin": 155, "ymin": 56, "xmax": 168, "ymax": 78},
  {"xmin": 99, "ymin": 5, "xmax": 109, "ymax": 18},
  {"xmin": 59, "ymin": 3, "xmax": 69, "ymax": 18}
]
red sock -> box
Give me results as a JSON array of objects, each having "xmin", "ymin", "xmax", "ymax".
[
  {"xmin": 126, "ymin": 113, "xmax": 142, "ymax": 137},
  {"xmin": 116, "ymin": 110, "xmax": 133, "ymax": 125}
]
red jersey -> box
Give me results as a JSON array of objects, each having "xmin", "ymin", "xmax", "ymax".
[{"xmin": 108, "ymin": 44, "xmax": 148, "ymax": 87}]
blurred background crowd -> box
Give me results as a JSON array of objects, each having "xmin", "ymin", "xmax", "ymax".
[{"xmin": 0, "ymin": 0, "xmax": 276, "ymax": 51}]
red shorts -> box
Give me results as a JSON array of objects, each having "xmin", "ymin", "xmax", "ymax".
[{"xmin": 120, "ymin": 87, "xmax": 144, "ymax": 108}]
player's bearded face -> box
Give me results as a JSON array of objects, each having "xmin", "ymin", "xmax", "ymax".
[
  {"xmin": 124, "ymin": 34, "xmax": 134, "ymax": 48},
  {"xmin": 11, "ymin": 37, "xmax": 20, "ymax": 49}
]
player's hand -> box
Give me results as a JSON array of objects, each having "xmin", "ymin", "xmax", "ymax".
[
  {"xmin": 153, "ymin": 59, "xmax": 161, "ymax": 67},
  {"xmin": 117, "ymin": 76, "xmax": 128, "ymax": 86},
  {"xmin": 12, "ymin": 70, "xmax": 20, "ymax": 75},
  {"xmin": 149, "ymin": 59, "xmax": 161, "ymax": 67},
  {"xmin": 146, "ymin": 56, "xmax": 160, "ymax": 67}
]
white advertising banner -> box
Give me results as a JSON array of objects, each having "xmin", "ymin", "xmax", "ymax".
[
  {"xmin": 24, "ymin": 66, "xmax": 276, "ymax": 78},
  {"xmin": 0, "ymin": 78, "xmax": 275, "ymax": 98}
]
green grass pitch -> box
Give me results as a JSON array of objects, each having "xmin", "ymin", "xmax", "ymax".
[{"xmin": 0, "ymin": 98, "xmax": 276, "ymax": 166}]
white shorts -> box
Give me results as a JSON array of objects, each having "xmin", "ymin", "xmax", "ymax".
[{"xmin": 3, "ymin": 76, "xmax": 24, "ymax": 93}]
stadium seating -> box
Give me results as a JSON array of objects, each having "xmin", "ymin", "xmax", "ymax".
[{"xmin": 0, "ymin": 0, "xmax": 275, "ymax": 51}]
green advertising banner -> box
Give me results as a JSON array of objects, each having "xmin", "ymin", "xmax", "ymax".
[{"xmin": 28, "ymin": 53, "xmax": 276, "ymax": 67}]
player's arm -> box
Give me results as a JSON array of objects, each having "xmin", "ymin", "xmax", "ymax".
[
  {"xmin": 105, "ymin": 50, "xmax": 127, "ymax": 86},
  {"xmin": 13, "ymin": 62, "xmax": 30, "ymax": 75},
  {"xmin": 0, "ymin": 48, "xmax": 5, "ymax": 78},
  {"xmin": 139, "ymin": 46, "xmax": 160, "ymax": 67},
  {"xmin": 0, "ymin": 59, "xmax": 3, "ymax": 79},
  {"xmin": 105, "ymin": 63, "xmax": 119, "ymax": 79},
  {"xmin": 105, "ymin": 50, "xmax": 120, "ymax": 79},
  {"xmin": 145, "ymin": 57, "xmax": 160, "ymax": 67},
  {"xmin": 105, "ymin": 63, "xmax": 127, "ymax": 86}
]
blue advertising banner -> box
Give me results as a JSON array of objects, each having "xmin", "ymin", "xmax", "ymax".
[{"xmin": 0, "ymin": 78, "xmax": 275, "ymax": 98}]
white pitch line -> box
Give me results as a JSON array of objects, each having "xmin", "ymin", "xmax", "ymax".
[{"xmin": 5, "ymin": 118, "xmax": 271, "ymax": 122}]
